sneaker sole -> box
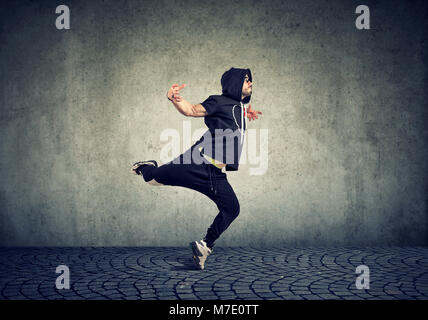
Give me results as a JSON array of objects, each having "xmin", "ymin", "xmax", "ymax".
[
  {"xmin": 190, "ymin": 242, "xmax": 204, "ymax": 270},
  {"xmin": 132, "ymin": 160, "xmax": 158, "ymax": 168},
  {"xmin": 192, "ymin": 255, "xmax": 203, "ymax": 270},
  {"xmin": 131, "ymin": 160, "xmax": 158, "ymax": 175}
]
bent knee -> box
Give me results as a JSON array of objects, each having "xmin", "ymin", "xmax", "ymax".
[{"xmin": 229, "ymin": 200, "xmax": 240, "ymax": 218}]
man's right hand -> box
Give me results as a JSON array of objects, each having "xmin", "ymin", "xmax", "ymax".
[
  {"xmin": 166, "ymin": 84, "xmax": 207, "ymax": 117},
  {"xmin": 167, "ymin": 84, "xmax": 186, "ymax": 102}
]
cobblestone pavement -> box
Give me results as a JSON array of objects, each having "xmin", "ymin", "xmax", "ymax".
[{"xmin": 0, "ymin": 247, "xmax": 427, "ymax": 300}]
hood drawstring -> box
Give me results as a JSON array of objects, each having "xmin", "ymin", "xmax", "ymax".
[
  {"xmin": 233, "ymin": 102, "xmax": 247, "ymax": 146},
  {"xmin": 240, "ymin": 102, "xmax": 244, "ymax": 144},
  {"xmin": 239, "ymin": 102, "xmax": 247, "ymax": 146}
]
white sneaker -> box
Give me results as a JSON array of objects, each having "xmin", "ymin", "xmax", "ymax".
[{"xmin": 190, "ymin": 240, "xmax": 212, "ymax": 270}]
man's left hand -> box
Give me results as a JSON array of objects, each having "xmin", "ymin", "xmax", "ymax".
[{"xmin": 246, "ymin": 104, "xmax": 262, "ymax": 121}]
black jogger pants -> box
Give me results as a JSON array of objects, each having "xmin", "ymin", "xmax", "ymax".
[{"xmin": 139, "ymin": 153, "xmax": 240, "ymax": 248}]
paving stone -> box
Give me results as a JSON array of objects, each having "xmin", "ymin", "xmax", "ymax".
[
  {"xmin": 0, "ymin": 247, "xmax": 427, "ymax": 300},
  {"xmin": 235, "ymin": 293, "xmax": 261, "ymax": 299},
  {"xmin": 316, "ymin": 293, "xmax": 341, "ymax": 299},
  {"xmin": 300, "ymin": 295, "xmax": 324, "ymax": 300},
  {"xmin": 140, "ymin": 293, "xmax": 157, "ymax": 299},
  {"xmin": 158, "ymin": 296, "xmax": 178, "ymax": 300},
  {"xmin": 255, "ymin": 292, "xmax": 280, "ymax": 298},
  {"xmin": 213, "ymin": 287, "xmax": 232, "ymax": 292},
  {"xmin": 178, "ymin": 293, "xmax": 199, "ymax": 299}
]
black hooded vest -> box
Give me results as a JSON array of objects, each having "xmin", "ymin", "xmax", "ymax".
[{"xmin": 191, "ymin": 68, "xmax": 252, "ymax": 171}]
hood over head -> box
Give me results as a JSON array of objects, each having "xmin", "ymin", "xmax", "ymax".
[{"xmin": 221, "ymin": 67, "xmax": 252, "ymax": 104}]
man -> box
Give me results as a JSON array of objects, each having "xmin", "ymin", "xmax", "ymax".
[{"xmin": 131, "ymin": 67, "xmax": 262, "ymax": 270}]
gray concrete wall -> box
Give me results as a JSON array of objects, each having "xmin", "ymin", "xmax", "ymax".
[{"xmin": 1, "ymin": 0, "xmax": 427, "ymax": 247}]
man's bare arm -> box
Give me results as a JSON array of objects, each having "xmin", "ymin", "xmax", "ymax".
[{"xmin": 167, "ymin": 84, "xmax": 207, "ymax": 117}]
